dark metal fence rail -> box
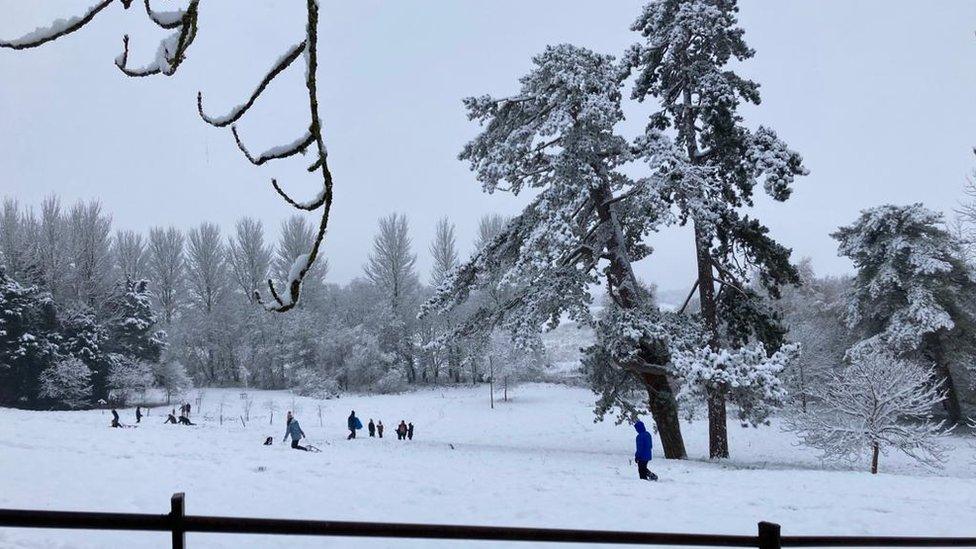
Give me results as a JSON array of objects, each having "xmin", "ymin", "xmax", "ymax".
[{"xmin": 0, "ymin": 493, "xmax": 974, "ymax": 549}]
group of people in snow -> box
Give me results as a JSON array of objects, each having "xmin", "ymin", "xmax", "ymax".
[
  {"xmin": 279, "ymin": 410, "xmax": 416, "ymax": 451},
  {"xmin": 164, "ymin": 403, "xmax": 195, "ymax": 426}
]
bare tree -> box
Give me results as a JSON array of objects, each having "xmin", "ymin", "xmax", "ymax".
[
  {"xmin": 186, "ymin": 223, "xmax": 227, "ymax": 314},
  {"xmin": 1, "ymin": 0, "xmax": 335, "ymax": 312},
  {"xmin": 364, "ymin": 213, "xmax": 417, "ymax": 313},
  {"xmin": 36, "ymin": 196, "xmax": 70, "ymax": 301},
  {"xmin": 67, "ymin": 200, "xmax": 114, "ymax": 308},
  {"xmin": 429, "ymin": 217, "xmax": 458, "ymax": 287},
  {"xmin": 0, "ymin": 198, "xmax": 24, "ymax": 274},
  {"xmin": 147, "ymin": 226, "xmax": 185, "ymax": 324},
  {"xmin": 228, "ymin": 218, "xmax": 272, "ymax": 303},
  {"xmin": 476, "ymin": 214, "xmax": 507, "ymax": 250},
  {"xmin": 114, "ymin": 229, "xmax": 148, "ymax": 282}
]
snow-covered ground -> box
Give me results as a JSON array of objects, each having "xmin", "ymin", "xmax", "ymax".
[{"xmin": 1, "ymin": 384, "xmax": 974, "ymax": 549}]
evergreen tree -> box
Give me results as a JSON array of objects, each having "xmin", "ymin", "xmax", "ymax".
[
  {"xmin": 106, "ymin": 278, "xmax": 165, "ymax": 364},
  {"xmin": 833, "ymin": 203, "xmax": 976, "ymax": 422},
  {"xmin": 0, "ymin": 267, "xmax": 59, "ymax": 406},
  {"xmin": 625, "ymin": 0, "xmax": 807, "ymax": 458},
  {"xmin": 60, "ymin": 307, "xmax": 110, "ymax": 402},
  {"xmin": 423, "ymin": 44, "xmax": 689, "ymax": 458}
]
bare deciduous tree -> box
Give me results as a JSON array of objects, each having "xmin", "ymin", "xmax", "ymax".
[
  {"xmin": 228, "ymin": 218, "xmax": 272, "ymax": 303},
  {"xmin": 114, "ymin": 229, "xmax": 148, "ymax": 283},
  {"xmin": 364, "ymin": 213, "xmax": 417, "ymax": 313},
  {"xmin": 429, "ymin": 217, "xmax": 458, "ymax": 287},
  {"xmin": 186, "ymin": 223, "xmax": 227, "ymax": 314},
  {"xmin": 147, "ymin": 226, "xmax": 185, "ymax": 324}
]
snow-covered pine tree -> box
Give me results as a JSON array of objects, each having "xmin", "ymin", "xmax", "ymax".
[
  {"xmin": 624, "ymin": 0, "xmax": 807, "ymax": 458},
  {"xmin": 0, "ymin": 267, "xmax": 59, "ymax": 406},
  {"xmin": 105, "ymin": 278, "xmax": 165, "ymax": 365},
  {"xmin": 59, "ymin": 307, "xmax": 111, "ymax": 402},
  {"xmin": 787, "ymin": 351, "xmax": 949, "ymax": 474},
  {"xmin": 833, "ymin": 203, "xmax": 976, "ymax": 423},
  {"xmin": 38, "ymin": 357, "xmax": 93, "ymax": 409},
  {"xmin": 422, "ymin": 44, "xmax": 688, "ymax": 458}
]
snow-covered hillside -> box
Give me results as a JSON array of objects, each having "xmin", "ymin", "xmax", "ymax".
[{"xmin": 1, "ymin": 384, "xmax": 974, "ymax": 549}]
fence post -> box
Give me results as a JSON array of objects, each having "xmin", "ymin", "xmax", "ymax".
[
  {"xmin": 758, "ymin": 521, "xmax": 781, "ymax": 549},
  {"xmin": 171, "ymin": 493, "xmax": 186, "ymax": 549}
]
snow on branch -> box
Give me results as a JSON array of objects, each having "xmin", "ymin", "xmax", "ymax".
[
  {"xmin": 197, "ymin": 40, "xmax": 308, "ymax": 127},
  {"xmin": 0, "ymin": 0, "xmax": 116, "ymax": 50},
  {"xmin": 2, "ymin": 0, "xmax": 335, "ymax": 314}
]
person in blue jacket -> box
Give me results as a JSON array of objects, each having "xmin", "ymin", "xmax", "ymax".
[
  {"xmin": 284, "ymin": 411, "xmax": 308, "ymax": 451},
  {"xmin": 347, "ymin": 410, "xmax": 362, "ymax": 440},
  {"xmin": 634, "ymin": 420, "xmax": 657, "ymax": 481}
]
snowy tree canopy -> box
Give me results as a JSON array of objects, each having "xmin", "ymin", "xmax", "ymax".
[
  {"xmin": 833, "ymin": 203, "xmax": 976, "ymax": 422},
  {"xmin": 422, "ymin": 44, "xmax": 689, "ymax": 458}
]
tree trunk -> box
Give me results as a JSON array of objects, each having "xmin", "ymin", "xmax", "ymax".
[
  {"xmin": 925, "ymin": 337, "xmax": 962, "ymax": 423},
  {"xmin": 589, "ymin": 177, "xmax": 687, "ymax": 459},
  {"xmin": 870, "ymin": 442, "xmax": 879, "ymax": 474},
  {"xmin": 642, "ymin": 373, "xmax": 688, "ymax": 459},
  {"xmin": 694, "ymin": 223, "xmax": 730, "ymax": 459}
]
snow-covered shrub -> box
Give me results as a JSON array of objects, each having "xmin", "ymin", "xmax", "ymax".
[
  {"xmin": 291, "ymin": 368, "xmax": 340, "ymax": 399},
  {"xmin": 786, "ymin": 351, "xmax": 950, "ymax": 474},
  {"xmin": 107, "ymin": 356, "xmax": 154, "ymax": 406},
  {"xmin": 154, "ymin": 359, "xmax": 192, "ymax": 404},
  {"xmin": 38, "ymin": 357, "xmax": 93, "ymax": 409},
  {"xmin": 673, "ymin": 343, "xmax": 799, "ymax": 427}
]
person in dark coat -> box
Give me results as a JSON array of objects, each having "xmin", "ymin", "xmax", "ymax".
[
  {"xmin": 185, "ymin": 402, "xmax": 192, "ymax": 417},
  {"xmin": 396, "ymin": 420, "xmax": 408, "ymax": 440},
  {"xmin": 136, "ymin": 406, "xmax": 142, "ymax": 423},
  {"xmin": 178, "ymin": 413, "xmax": 195, "ymax": 426},
  {"xmin": 347, "ymin": 411, "xmax": 361, "ymax": 440},
  {"xmin": 111, "ymin": 409, "xmax": 121, "ymax": 428},
  {"xmin": 407, "ymin": 422, "xmax": 414, "ymax": 440},
  {"xmin": 165, "ymin": 409, "xmax": 178, "ymax": 424},
  {"xmin": 284, "ymin": 411, "xmax": 308, "ymax": 451},
  {"xmin": 368, "ymin": 419, "xmax": 376, "ymax": 437},
  {"xmin": 377, "ymin": 421, "xmax": 384, "ymax": 438},
  {"xmin": 634, "ymin": 420, "xmax": 657, "ymax": 481}
]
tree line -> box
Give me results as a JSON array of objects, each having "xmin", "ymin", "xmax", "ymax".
[{"xmin": 0, "ymin": 196, "xmax": 545, "ymax": 409}]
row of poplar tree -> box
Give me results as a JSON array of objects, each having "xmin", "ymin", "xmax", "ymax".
[{"xmin": 0, "ymin": 195, "xmax": 545, "ymax": 409}]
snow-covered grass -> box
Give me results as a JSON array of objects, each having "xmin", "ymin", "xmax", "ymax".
[{"xmin": 1, "ymin": 384, "xmax": 974, "ymax": 548}]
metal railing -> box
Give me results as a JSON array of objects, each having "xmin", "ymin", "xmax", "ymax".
[{"xmin": 1, "ymin": 493, "xmax": 974, "ymax": 548}]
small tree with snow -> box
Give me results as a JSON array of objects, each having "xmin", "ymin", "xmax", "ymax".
[
  {"xmin": 154, "ymin": 359, "xmax": 192, "ymax": 405},
  {"xmin": 39, "ymin": 357, "xmax": 93, "ymax": 409},
  {"xmin": 107, "ymin": 356, "xmax": 154, "ymax": 407},
  {"xmin": 787, "ymin": 352, "xmax": 949, "ymax": 474}
]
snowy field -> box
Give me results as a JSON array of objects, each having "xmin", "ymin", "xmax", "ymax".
[{"xmin": 1, "ymin": 383, "xmax": 974, "ymax": 549}]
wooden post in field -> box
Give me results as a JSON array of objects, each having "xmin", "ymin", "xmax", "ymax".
[{"xmin": 170, "ymin": 493, "xmax": 185, "ymax": 549}]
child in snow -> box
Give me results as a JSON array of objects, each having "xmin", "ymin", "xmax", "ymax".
[
  {"xmin": 111, "ymin": 409, "xmax": 121, "ymax": 428},
  {"xmin": 284, "ymin": 411, "xmax": 308, "ymax": 451},
  {"xmin": 347, "ymin": 411, "xmax": 362, "ymax": 440},
  {"xmin": 165, "ymin": 409, "xmax": 178, "ymax": 424},
  {"xmin": 135, "ymin": 406, "xmax": 142, "ymax": 423},
  {"xmin": 396, "ymin": 421, "xmax": 408, "ymax": 440},
  {"xmin": 377, "ymin": 421, "xmax": 384, "ymax": 438},
  {"xmin": 368, "ymin": 419, "xmax": 376, "ymax": 437},
  {"xmin": 407, "ymin": 422, "xmax": 414, "ymax": 440},
  {"xmin": 178, "ymin": 414, "xmax": 195, "ymax": 426},
  {"xmin": 634, "ymin": 420, "xmax": 657, "ymax": 481}
]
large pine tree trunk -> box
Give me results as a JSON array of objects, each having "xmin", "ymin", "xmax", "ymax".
[
  {"xmin": 590, "ymin": 179, "xmax": 687, "ymax": 459},
  {"xmin": 925, "ymin": 335, "xmax": 963, "ymax": 423},
  {"xmin": 642, "ymin": 373, "xmax": 687, "ymax": 459},
  {"xmin": 694, "ymin": 224, "xmax": 730, "ymax": 459}
]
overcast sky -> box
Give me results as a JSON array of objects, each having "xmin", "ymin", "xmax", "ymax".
[{"xmin": 2, "ymin": 1, "xmax": 975, "ymax": 292}]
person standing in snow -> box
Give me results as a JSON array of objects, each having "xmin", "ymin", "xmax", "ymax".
[
  {"xmin": 634, "ymin": 420, "xmax": 657, "ymax": 481},
  {"xmin": 284, "ymin": 411, "xmax": 308, "ymax": 451},
  {"xmin": 111, "ymin": 409, "xmax": 121, "ymax": 428},
  {"xmin": 368, "ymin": 419, "xmax": 376, "ymax": 437},
  {"xmin": 377, "ymin": 420, "xmax": 384, "ymax": 438},
  {"xmin": 407, "ymin": 422, "xmax": 414, "ymax": 440},
  {"xmin": 185, "ymin": 402, "xmax": 192, "ymax": 418},
  {"xmin": 396, "ymin": 420, "xmax": 408, "ymax": 440},
  {"xmin": 347, "ymin": 411, "xmax": 362, "ymax": 440},
  {"xmin": 136, "ymin": 406, "xmax": 142, "ymax": 423}
]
